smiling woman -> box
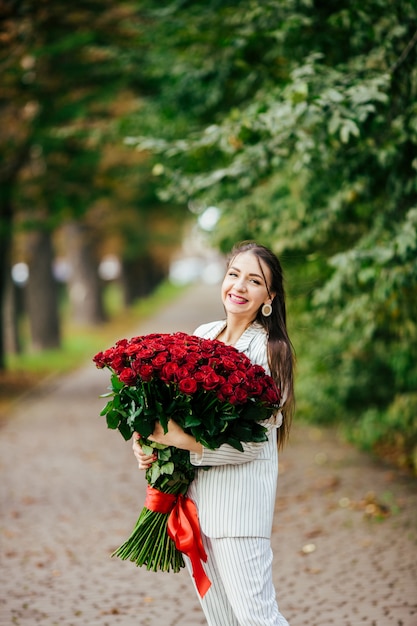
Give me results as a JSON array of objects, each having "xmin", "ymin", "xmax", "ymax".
[
  {"xmin": 132, "ymin": 241, "xmax": 295, "ymax": 626},
  {"xmin": 218, "ymin": 250, "xmax": 274, "ymax": 346}
]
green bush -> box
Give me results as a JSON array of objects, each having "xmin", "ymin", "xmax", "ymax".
[{"xmin": 347, "ymin": 393, "xmax": 417, "ymax": 473}]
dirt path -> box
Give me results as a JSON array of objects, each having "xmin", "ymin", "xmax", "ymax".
[{"xmin": 1, "ymin": 283, "xmax": 416, "ymax": 626}]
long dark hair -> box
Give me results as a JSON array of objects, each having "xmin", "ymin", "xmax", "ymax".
[{"xmin": 227, "ymin": 241, "xmax": 295, "ymax": 447}]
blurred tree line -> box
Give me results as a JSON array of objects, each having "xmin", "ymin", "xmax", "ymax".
[
  {"xmin": 1, "ymin": 0, "xmax": 416, "ymax": 470},
  {"xmin": 0, "ymin": 0, "xmax": 188, "ymax": 363}
]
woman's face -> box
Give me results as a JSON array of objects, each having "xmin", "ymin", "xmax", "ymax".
[{"xmin": 221, "ymin": 251, "xmax": 273, "ymax": 322}]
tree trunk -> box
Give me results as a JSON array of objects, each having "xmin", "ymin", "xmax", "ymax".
[
  {"xmin": 121, "ymin": 254, "xmax": 164, "ymax": 307},
  {"xmin": 3, "ymin": 274, "xmax": 23, "ymax": 355},
  {"xmin": 26, "ymin": 229, "xmax": 61, "ymax": 351},
  {"xmin": 65, "ymin": 221, "xmax": 106, "ymax": 325},
  {"xmin": 0, "ymin": 184, "xmax": 15, "ymax": 369}
]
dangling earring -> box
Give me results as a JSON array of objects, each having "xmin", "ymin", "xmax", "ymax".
[{"xmin": 262, "ymin": 302, "xmax": 272, "ymax": 317}]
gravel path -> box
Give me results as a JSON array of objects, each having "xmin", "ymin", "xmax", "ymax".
[{"xmin": 1, "ymin": 283, "xmax": 416, "ymax": 626}]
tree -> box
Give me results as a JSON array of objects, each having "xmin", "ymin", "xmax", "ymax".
[
  {"xmin": 25, "ymin": 228, "xmax": 61, "ymax": 349},
  {"xmin": 0, "ymin": 0, "xmax": 148, "ymax": 362},
  {"xmin": 123, "ymin": 0, "xmax": 417, "ymax": 469},
  {"xmin": 0, "ymin": 0, "xmax": 134, "ymax": 356}
]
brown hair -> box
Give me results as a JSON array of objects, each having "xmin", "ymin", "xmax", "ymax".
[{"xmin": 226, "ymin": 241, "xmax": 295, "ymax": 447}]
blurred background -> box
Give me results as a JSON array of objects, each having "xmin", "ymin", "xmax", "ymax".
[{"xmin": 1, "ymin": 0, "xmax": 416, "ymax": 473}]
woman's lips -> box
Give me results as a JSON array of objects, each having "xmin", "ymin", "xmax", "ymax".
[{"xmin": 228, "ymin": 293, "xmax": 248, "ymax": 304}]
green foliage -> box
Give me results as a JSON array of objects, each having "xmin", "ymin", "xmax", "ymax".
[
  {"xmin": 123, "ymin": 0, "xmax": 417, "ymax": 471},
  {"xmin": 1, "ymin": 1, "xmax": 142, "ymax": 221},
  {"xmin": 99, "ymin": 373, "xmax": 268, "ymax": 451},
  {"xmin": 347, "ymin": 393, "xmax": 417, "ymax": 473}
]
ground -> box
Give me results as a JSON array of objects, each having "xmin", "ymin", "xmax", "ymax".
[{"xmin": 1, "ymin": 283, "xmax": 416, "ymax": 626}]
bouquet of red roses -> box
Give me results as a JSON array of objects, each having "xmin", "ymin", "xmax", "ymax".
[{"xmin": 93, "ymin": 332, "xmax": 280, "ymax": 596}]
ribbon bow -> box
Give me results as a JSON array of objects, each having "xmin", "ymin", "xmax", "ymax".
[{"xmin": 145, "ymin": 485, "xmax": 211, "ymax": 597}]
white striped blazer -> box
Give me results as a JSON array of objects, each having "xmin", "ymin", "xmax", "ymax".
[{"xmin": 187, "ymin": 320, "xmax": 282, "ymax": 538}]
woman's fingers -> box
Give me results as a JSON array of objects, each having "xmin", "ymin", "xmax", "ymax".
[
  {"xmin": 132, "ymin": 433, "xmax": 157, "ymax": 469},
  {"xmin": 136, "ymin": 451, "xmax": 156, "ymax": 470}
]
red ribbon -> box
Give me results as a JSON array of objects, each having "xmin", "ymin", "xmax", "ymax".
[
  {"xmin": 144, "ymin": 485, "xmax": 211, "ymax": 597},
  {"xmin": 144, "ymin": 485, "xmax": 177, "ymax": 514}
]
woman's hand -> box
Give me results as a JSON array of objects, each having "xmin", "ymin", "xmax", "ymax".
[
  {"xmin": 132, "ymin": 422, "xmax": 203, "ymax": 471},
  {"xmin": 132, "ymin": 433, "xmax": 156, "ymax": 470},
  {"xmin": 149, "ymin": 420, "xmax": 203, "ymax": 455}
]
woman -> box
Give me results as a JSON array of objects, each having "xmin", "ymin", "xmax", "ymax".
[{"xmin": 133, "ymin": 241, "xmax": 295, "ymax": 626}]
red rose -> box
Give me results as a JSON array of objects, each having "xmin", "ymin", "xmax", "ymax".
[
  {"xmin": 186, "ymin": 342, "xmax": 201, "ymax": 353},
  {"xmin": 227, "ymin": 371, "xmax": 245, "ymax": 386},
  {"xmin": 178, "ymin": 377, "xmax": 198, "ymax": 394},
  {"xmin": 111, "ymin": 354, "xmax": 126, "ymax": 373},
  {"xmin": 199, "ymin": 368, "xmax": 223, "ymax": 391},
  {"xmin": 201, "ymin": 375, "xmax": 221, "ymax": 391},
  {"xmin": 152, "ymin": 352, "xmax": 168, "ymax": 368},
  {"xmin": 136, "ymin": 364, "xmax": 154, "ymax": 382},
  {"xmin": 93, "ymin": 351, "xmax": 106, "ymax": 368},
  {"xmin": 160, "ymin": 362, "xmax": 179, "ymax": 382},
  {"xmin": 262, "ymin": 384, "xmax": 280, "ymax": 404},
  {"xmin": 194, "ymin": 371, "xmax": 204, "ymax": 383},
  {"xmin": 232, "ymin": 387, "xmax": 248, "ymax": 404},
  {"xmin": 102, "ymin": 347, "xmax": 115, "ymax": 362},
  {"xmin": 245, "ymin": 380, "xmax": 264, "ymax": 396},
  {"xmin": 250, "ymin": 364, "xmax": 267, "ymax": 378},
  {"xmin": 125, "ymin": 343, "xmax": 143, "ymax": 356},
  {"xmin": 176, "ymin": 365, "xmax": 191, "ymax": 380},
  {"xmin": 169, "ymin": 345, "xmax": 188, "ymax": 361},
  {"xmin": 217, "ymin": 383, "xmax": 234, "ymax": 401},
  {"xmin": 220, "ymin": 357, "xmax": 238, "ymax": 372},
  {"xmin": 236, "ymin": 364, "xmax": 250, "ymax": 376},
  {"xmin": 184, "ymin": 354, "xmax": 199, "ymax": 370},
  {"xmin": 151, "ymin": 341, "xmax": 168, "ymax": 353},
  {"xmin": 119, "ymin": 368, "xmax": 137, "ymax": 386}
]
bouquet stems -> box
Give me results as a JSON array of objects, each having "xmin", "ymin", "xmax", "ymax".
[{"xmin": 112, "ymin": 483, "xmax": 186, "ymax": 572}]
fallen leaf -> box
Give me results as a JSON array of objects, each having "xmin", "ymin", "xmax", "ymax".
[{"xmin": 301, "ymin": 543, "xmax": 316, "ymax": 555}]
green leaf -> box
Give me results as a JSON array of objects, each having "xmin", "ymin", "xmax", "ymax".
[
  {"xmin": 340, "ymin": 119, "xmax": 360, "ymax": 144},
  {"xmin": 111, "ymin": 374, "xmax": 125, "ymax": 392},
  {"xmin": 241, "ymin": 402, "xmax": 263, "ymax": 421},
  {"xmin": 183, "ymin": 414, "xmax": 204, "ymax": 428},
  {"xmin": 112, "ymin": 394, "xmax": 122, "ymax": 409},
  {"xmin": 151, "ymin": 441, "xmax": 170, "ymax": 450},
  {"xmin": 150, "ymin": 463, "xmax": 162, "ymax": 483},
  {"xmin": 100, "ymin": 400, "xmax": 114, "ymax": 416},
  {"xmin": 160, "ymin": 461, "xmax": 174, "ymax": 475},
  {"xmin": 136, "ymin": 421, "xmax": 155, "ymax": 439},
  {"xmin": 118, "ymin": 422, "xmax": 132, "ymax": 441},
  {"xmin": 158, "ymin": 447, "xmax": 172, "ymax": 461},
  {"xmin": 225, "ymin": 437, "xmax": 244, "ymax": 452},
  {"xmin": 106, "ymin": 410, "xmax": 120, "ymax": 430}
]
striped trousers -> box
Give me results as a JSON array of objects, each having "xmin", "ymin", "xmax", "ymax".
[{"xmin": 186, "ymin": 534, "xmax": 290, "ymax": 626}]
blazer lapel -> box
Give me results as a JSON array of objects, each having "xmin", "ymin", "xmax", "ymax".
[
  {"xmin": 199, "ymin": 320, "xmax": 263, "ymax": 353},
  {"xmin": 235, "ymin": 322, "xmax": 260, "ymax": 353},
  {"xmin": 200, "ymin": 320, "xmax": 227, "ymax": 340}
]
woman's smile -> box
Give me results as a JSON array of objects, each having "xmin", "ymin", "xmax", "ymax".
[{"xmin": 228, "ymin": 293, "xmax": 248, "ymax": 304}]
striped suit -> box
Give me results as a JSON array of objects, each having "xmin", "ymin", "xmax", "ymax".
[{"xmin": 185, "ymin": 320, "xmax": 290, "ymax": 626}]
